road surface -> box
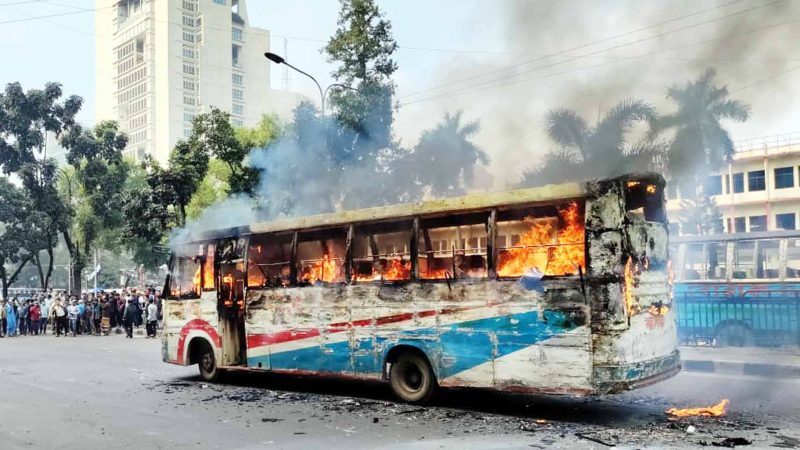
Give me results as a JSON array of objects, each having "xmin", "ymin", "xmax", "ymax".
[{"xmin": 1, "ymin": 335, "xmax": 798, "ymax": 449}]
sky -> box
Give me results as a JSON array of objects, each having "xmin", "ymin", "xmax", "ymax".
[{"xmin": 1, "ymin": 0, "xmax": 799, "ymax": 186}]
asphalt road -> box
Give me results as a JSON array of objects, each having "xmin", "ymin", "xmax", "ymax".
[{"xmin": 1, "ymin": 334, "xmax": 798, "ymax": 449}]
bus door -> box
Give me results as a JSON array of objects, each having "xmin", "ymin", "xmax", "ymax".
[{"xmin": 216, "ymin": 237, "xmax": 247, "ymax": 366}]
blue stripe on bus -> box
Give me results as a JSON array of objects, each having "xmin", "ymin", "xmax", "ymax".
[{"xmin": 247, "ymin": 309, "xmax": 576, "ymax": 378}]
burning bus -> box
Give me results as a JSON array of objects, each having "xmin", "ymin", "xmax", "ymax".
[{"xmin": 161, "ymin": 173, "xmax": 679, "ymax": 403}]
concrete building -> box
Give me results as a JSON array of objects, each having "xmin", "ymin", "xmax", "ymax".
[
  {"xmin": 95, "ymin": 0, "xmax": 304, "ymax": 163},
  {"xmin": 666, "ymin": 133, "xmax": 800, "ymax": 234}
]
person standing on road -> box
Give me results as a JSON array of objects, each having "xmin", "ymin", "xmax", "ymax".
[
  {"xmin": 18, "ymin": 299, "xmax": 29, "ymax": 336},
  {"xmin": 5, "ymin": 299, "xmax": 17, "ymax": 336},
  {"xmin": 53, "ymin": 299, "xmax": 66, "ymax": 337},
  {"xmin": 0, "ymin": 299, "xmax": 7, "ymax": 337},
  {"xmin": 67, "ymin": 300, "xmax": 79, "ymax": 337},
  {"xmin": 39, "ymin": 296, "xmax": 49, "ymax": 335},
  {"xmin": 93, "ymin": 299, "xmax": 102, "ymax": 335},
  {"xmin": 122, "ymin": 299, "xmax": 135, "ymax": 339},
  {"xmin": 101, "ymin": 297, "xmax": 112, "ymax": 336},
  {"xmin": 29, "ymin": 301, "xmax": 41, "ymax": 336},
  {"xmin": 146, "ymin": 299, "xmax": 158, "ymax": 338},
  {"xmin": 76, "ymin": 299, "xmax": 85, "ymax": 335}
]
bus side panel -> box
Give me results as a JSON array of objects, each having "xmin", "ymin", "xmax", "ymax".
[
  {"xmin": 245, "ymin": 281, "xmax": 593, "ymax": 393},
  {"xmin": 162, "ymin": 291, "xmax": 221, "ymax": 365}
]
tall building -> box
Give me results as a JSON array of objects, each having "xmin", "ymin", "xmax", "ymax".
[
  {"xmin": 96, "ymin": 0, "xmax": 303, "ymax": 163},
  {"xmin": 666, "ymin": 133, "xmax": 800, "ymax": 234}
]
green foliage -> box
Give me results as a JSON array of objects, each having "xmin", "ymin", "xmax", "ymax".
[
  {"xmin": 325, "ymin": 0, "xmax": 398, "ymax": 160},
  {"xmin": 186, "ymin": 159, "xmax": 232, "ymax": 220},
  {"xmin": 520, "ymin": 99, "xmax": 664, "ymax": 186},
  {"xmin": 235, "ymin": 114, "xmax": 283, "ymax": 151},
  {"xmin": 679, "ymin": 194, "xmax": 724, "ymax": 235},
  {"xmin": 0, "ymin": 177, "xmax": 44, "ymax": 297},
  {"xmin": 652, "ymin": 68, "xmax": 750, "ymax": 183},
  {"xmin": 0, "ymin": 82, "xmax": 82, "ymax": 174}
]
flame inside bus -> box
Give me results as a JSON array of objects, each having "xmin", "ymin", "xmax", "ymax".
[
  {"xmin": 496, "ymin": 202, "xmax": 585, "ymax": 277},
  {"xmin": 301, "ymin": 254, "xmax": 338, "ymax": 284}
]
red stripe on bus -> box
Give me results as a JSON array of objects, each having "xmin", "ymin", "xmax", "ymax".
[
  {"xmin": 176, "ymin": 319, "xmax": 222, "ymax": 365},
  {"xmin": 246, "ymin": 308, "xmax": 466, "ymax": 349}
]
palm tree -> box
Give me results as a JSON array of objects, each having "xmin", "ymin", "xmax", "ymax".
[
  {"xmin": 521, "ymin": 99, "xmax": 664, "ymax": 186},
  {"xmin": 652, "ymin": 68, "xmax": 750, "ymax": 185},
  {"xmin": 405, "ymin": 112, "xmax": 489, "ymax": 198}
]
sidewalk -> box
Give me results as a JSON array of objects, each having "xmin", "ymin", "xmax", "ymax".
[{"xmin": 680, "ymin": 346, "xmax": 800, "ymax": 378}]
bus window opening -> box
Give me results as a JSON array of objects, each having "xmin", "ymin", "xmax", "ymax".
[
  {"xmin": 352, "ymin": 223, "xmax": 412, "ymax": 282},
  {"xmin": 247, "ymin": 233, "xmax": 293, "ymax": 288},
  {"xmin": 296, "ymin": 229, "xmax": 347, "ymax": 285},
  {"xmin": 171, "ymin": 253, "xmax": 202, "ymax": 299},
  {"xmin": 418, "ymin": 214, "xmax": 488, "ymax": 280},
  {"xmin": 203, "ymin": 243, "xmax": 216, "ymax": 290},
  {"xmin": 496, "ymin": 202, "xmax": 585, "ymax": 277}
]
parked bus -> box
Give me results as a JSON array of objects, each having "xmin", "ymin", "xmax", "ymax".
[
  {"xmin": 671, "ymin": 230, "xmax": 800, "ymax": 347},
  {"xmin": 162, "ymin": 173, "xmax": 678, "ymax": 403}
]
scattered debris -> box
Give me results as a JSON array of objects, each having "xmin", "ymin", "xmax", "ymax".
[
  {"xmin": 576, "ymin": 432, "xmax": 615, "ymax": 447},
  {"xmin": 773, "ymin": 435, "xmax": 800, "ymax": 448},
  {"xmin": 667, "ymin": 399, "xmax": 729, "ymax": 418},
  {"xmin": 702, "ymin": 437, "xmax": 751, "ymax": 447},
  {"xmin": 261, "ymin": 418, "xmax": 283, "ymax": 423},
  {"xmin": 686, "ymin": 425, "xmax": 697, "ymax": 434}
]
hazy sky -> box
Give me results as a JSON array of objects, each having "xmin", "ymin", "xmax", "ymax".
[{"xmin": 2, "ymin": 0, "xmax": 799, "ymax": 186}]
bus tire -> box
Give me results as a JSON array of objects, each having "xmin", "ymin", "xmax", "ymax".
[
  {"xmin": 389, "ymin": 352, "xmax": 436, "ymax": 404},
  {"xmin": 716, "ymin": 322, "xmax": 754, "ymax": 347},
  {"xmin": 197, "ymin": 340, "xmax": 219, "ymax": 382}
]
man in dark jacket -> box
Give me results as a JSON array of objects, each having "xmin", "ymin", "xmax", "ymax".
[{"xmin": 122, "ymin": 299, "xmax": 137, "ymax": 339}]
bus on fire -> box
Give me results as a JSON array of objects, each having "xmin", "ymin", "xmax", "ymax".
[{"xmin": 161, "ymin": 173, "xmax": 679, "ymax": 403}]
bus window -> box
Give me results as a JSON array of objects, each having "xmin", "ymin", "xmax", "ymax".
[
  {"xmin": 171, "ymin": 254, "xmax": 202, "ymax": 299},
  {"xmin": 732, "ymin": 241, "xmax": 756, "ymax": 279},
  {"xmin": 625, "ymin": 181, "xmax": 666, "ymax": 224},
  {"xmin": 418, "ymin": 213, "xmax": 489, "ymax": 280},
  {"xmin": 247, "ymin": 233, "xmax": 293, "ymax": 288},
  {"xmin": 203, "ymin": 243, "xmax": 216, "ymax": 290},
  {"xmin": 296, "ymin": 229, "xmax": 347, "ymax": 285},
  {"xmin": 683, "ymin": 243, "xmax": 705, "ymax": 280},
  {"xmin": 706, "ymin": 242, "xmax": 726, "ymax": 280},
  {"xmin": 756, "ymin": 240, "xmax": 780, "ymax": 279},
  {"xmin": 496, "ymin": 202, "xmax": 584, "ymax": 278},
  {"xmin": 352, "ymin": 222, "xmax": 412, "ymax": 282},
  {"xmin": 787, "ymin": 239, "xmax": 800, "ymax": 278}
]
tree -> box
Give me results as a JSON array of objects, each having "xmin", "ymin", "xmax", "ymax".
[
  {"xmin": 0, "ymin": 82, "xmax": 82, "ymax": 174},
  {"xmin": 0, "ymin": 177, "xmax": 40, "ymax": 299},
  {"xmin": 680, "ymin": 194, "xmax": 724, "ymax": 235},
  {"xmin": 652, "ymin": 68, "xmax": 750, "ymax": 185},
  {"xmin": 520, "ymin": 99, "xmax": 664, "ymax": 186},
  {"xmin": 59, "ymin": 121, "xmax": 129, "ymax": 293},
  {"xmin": 395, "ymin": 112, "xmax": 489, "ymax": 199},
  {"xmin": 324, "ymin": 0, "xmax": 399, "ymax": 173}
]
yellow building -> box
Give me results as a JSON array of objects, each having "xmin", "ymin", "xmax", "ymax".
[{"xmin": 666, "ymin": 133, "xmax": 800, "ymax": 234}]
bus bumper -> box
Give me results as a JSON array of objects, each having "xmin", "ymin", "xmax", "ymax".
[{"xmin": 592, "ymin": 349, "xmax": 681, "ymax": 394}]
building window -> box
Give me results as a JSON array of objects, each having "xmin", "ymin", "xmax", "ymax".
[
  {"xmin": 748, "ymin": 170, "xmax": 766, "ymax": 191},
  {"xmin": 775, "ymin": 167, "xmax": 794, "ymax": 189},
  {"xmin": 183, "ymin": 32, "xmax": 195, "ymax": 43},
  {"xmin": 182, "ymin": 16, "xmax": 195, "ymax": 27},
  {"xmin": 232, "ymin": 119, "xmax": 244, "ymax": 127},
  {"xmin": 182, "ymin": 48, "xmax": 195, "ymax": 59},
  {"xmin": 183, "ymin": 95, "xmax": 196, "ymax": 106},
  {"xmin": 705, "ymin": 175, "xmax": 722, "ymax": 196},
  {"xmin": 184, "ymin": 128, "xmax": 192, "ymax": 137},
  {"xmin": 232, "ymin": 44, "xmax": 241, "ymax": 68},
  {"xmin": 232, "ymin": 28, "xmax": 243, "ymax": 41},
  {"xmin": 732, "ymin": 173, "xmax": 744, "ymax": 193},
  {"xmin": 183, "ymin": 79, "xmax": 196, "ymax": 91},
  {"xmin": 232, "ymin": 104, "xmax": 244, "ymax": 115},
  {"xmin": 232, "ymin": 89, "xmax": 243, "ymax": 100},
  {"xmin": 734, "ymin": 217, "xmax": 746, "ymax": 233},
  {"xmin": 183, "ymin": 112, "xmax": 195, "ymax": 122},
  {"xmin": 749, "ymin": 215, "xmax": 767, "ymax": 232},
  {"xmin": 182, "ymin": 64, "xmax": 195, "ymax": 75},
  {"xmin": 777, "ymin": 213, "xmax": 796, "ymax": 230},
  {"xmin": 213, "ymin": 0, "xmax": 225, "ymax": 4},
  {"xmin": 232, "ymin": 73, "xmax": 243, "ymax": 85}
]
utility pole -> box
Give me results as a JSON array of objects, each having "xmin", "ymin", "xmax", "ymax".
[{"xmin": 93, "ymin": 248, "xmax": 98, "ymax": 293}]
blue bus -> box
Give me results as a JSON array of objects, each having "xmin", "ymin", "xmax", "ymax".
[{"xmin": 671, "ymin": 231, "xmax": 800, "ymax": 347}]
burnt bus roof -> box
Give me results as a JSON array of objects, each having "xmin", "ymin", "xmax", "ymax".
[{"xmin": 181, "ymin": 172, "xmax": 664, "ymax": 244}]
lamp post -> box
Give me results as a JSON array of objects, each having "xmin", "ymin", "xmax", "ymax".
[{"xmin": 264, "ymin": 52, "xmax": 356, "ymax": 115}]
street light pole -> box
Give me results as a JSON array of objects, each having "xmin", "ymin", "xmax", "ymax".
[{"xmin": 264, "ymin": 52, "xmax": 326, "ymax": 114}]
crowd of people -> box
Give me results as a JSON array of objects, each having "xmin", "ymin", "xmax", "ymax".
[{"xmin": 1, "ymin": 289, "xmax": 162, "ymax": 339}]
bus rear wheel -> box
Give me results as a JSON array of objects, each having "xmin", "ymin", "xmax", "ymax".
[
  {"xmin": 390, "ymin": 352, "xmax": 436, "ymax": 404},
  {"xmin": 197, "ymin": 341, "xmax": 219, "ymax": 382}
]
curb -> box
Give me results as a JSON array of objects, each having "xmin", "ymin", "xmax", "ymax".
[{"xmin": 682, "ymin": 359, "xmax": 800, "ymax": 379}]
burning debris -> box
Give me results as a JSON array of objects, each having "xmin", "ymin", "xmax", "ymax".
[{"xmin": 666, "ymin": 399, "xmax": 730, "ymax": 418}]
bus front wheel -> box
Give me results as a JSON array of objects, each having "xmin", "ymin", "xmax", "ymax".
[
  {"xmin": 389, "ymin": 352, "xmax": 436, "ymax": 404},
  {"xmin": 197, "ymin": 341, "xmax": 219, "ymax": 382}
]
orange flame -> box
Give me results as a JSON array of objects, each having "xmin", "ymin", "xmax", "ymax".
[
  {"xmin": 666, "ymin": 399, "xmax": 729, "ymax": 418},
  {"xmin": 624, "ymin": 256, "xmax": 640, "ymax": 316},
  {"xmin": 203, "ymin": 260, "xmax": 214, "ymax": 290},
  {"xmin": 496, "ymin": 202, "xmax": 585, "ymax": 278},
  {"xmin": 648, "ymin": 303, "xmax": 670, "ymax": 316},
  {"xmin": 646, "ymin": 184, "xmax": 657, "ymax": 194},
  {"xmin": 354, "ymin": 259, "xmax": 412, "ymax": 282},
  {"xmin": 302, "ymin": 254, "xmax": 339, "ymax": 284},
  {"xmin": 193, "ymin": 265, "xmax": 201, "ymax": 295}
]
